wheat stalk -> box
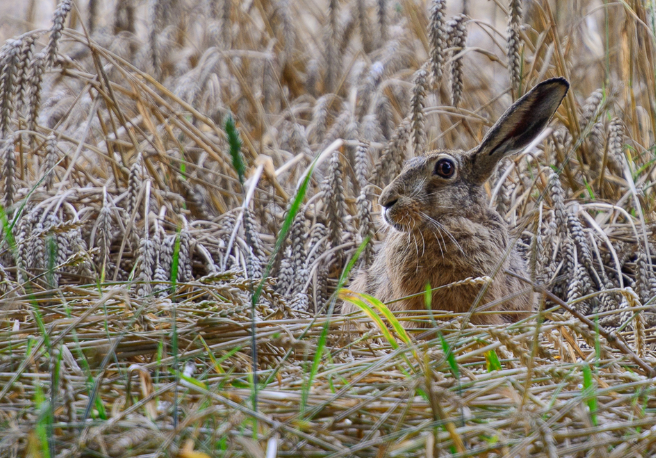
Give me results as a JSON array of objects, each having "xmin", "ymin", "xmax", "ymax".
[
  {"xmin": 447, "ymin": 15, "xmax": 467, "ymax": 107},
  {"xmin": 0, "ymin": 39, "xmax": 21, "ymax": 138},
  {"xmin": 2, "ymin": 135, "xmax": 15, "ymax": 210},
  {"xmin": 325, "ymin": 0, "xmax": 340, "ymax": 94},
  {"xmin": 410, "ymin": 68, "xmax": 427, "ymax": 155},
  {"xmin": 428, "ymin": 0, "xmax": 447, "ymax": 87},
  {"xmin": 46, "ymin": 0, "xmax": 73, "ymax": 67},
  {"xmin": 322, "ymin": 150, "xmax": 345, "ymax": 250},
  {"xmin": 14, "ymin": 35, "xmax": 35, "ymax": 116},
  {"xmin": 127, "ymin": 154, "xmax": 143, "ymax": 218},
  {"xmin": 580, "ymin": 88, "xmax": 603, "ymax": 130},
  {"xmin": 607, "ymin": 117, "xmax": 625, "ymax": 175},
  {"xmin": 0, "ymin": 2, "xmax": 654, "ymax": 455},
  {"xmin": 506, "ymin": 0, "xmax": 522, "ymax": 92},
  {"xmin": 26, "ymin": 52, "xmax": 45, "ymax": 147},
  {"xmin": 377, "ymin": 0, "xmax": 387, "ymax": 44},
  {"xmin": 372, "ymin": 120, "xmax": 410, "ymax": 186}
]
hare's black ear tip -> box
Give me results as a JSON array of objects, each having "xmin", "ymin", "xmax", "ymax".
[{"xmin": 539, "ymin": 77, "xmax": 570, "ymax": 94}]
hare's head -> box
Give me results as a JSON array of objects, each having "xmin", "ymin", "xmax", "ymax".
[{"xmin": 380, "ymin": 78, "xmax": 569, "ymax": 232}]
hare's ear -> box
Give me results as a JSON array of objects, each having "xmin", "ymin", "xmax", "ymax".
[{"xmin": 467, "ymin": 77, "xmax": 569, "ymax": 182}]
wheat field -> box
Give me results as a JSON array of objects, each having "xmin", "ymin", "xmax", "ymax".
[{"xmin": 0, "ymin": 0, "xmax": 656, "ymax": 456}]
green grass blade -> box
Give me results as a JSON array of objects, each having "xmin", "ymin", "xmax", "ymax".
[
  {"xmin": 439, "ymin": 332, "xmax": 460, "ymax": 380},
  {"xmin": 172, "ymin": 368, "xmax": 207, "ymax": 389},
  {"xmin": 301, "ymin": 237, "xmax": 369, "ymax": 413},
  {"xmin": 170, "ymin": 230, "xmax": 181, "ymax": 428},
  {"xmin": 0, "ymin": 206, "xmax": 50, "ymax": 351},
  {"xmin": 34, "ymin": 382, "xmax": 51, "ymax": 458},
  {"xmin": 582, "ymin": 363, "xmax": 598, "ymax": 426},
  {"xmin": 252, "ymin": 159, "xmax": 320, "ymax": 307},
  {"xmin": 170, "ymin": 230, "xmax": 181, "ymax": 293},
  {"xmin": 424, "ymin": 282, "xmax": 438, "ymax": 328},
  {"xmin": 247, "ymin": 137, "xmax": 323, "ymax": 414},
  {"xmin": 358, "ymin": 292, "xmax": 412, "ymax": 346},
  {"xmin": 339, "ymin": 290, "xmax": 398, "ymax": 349},
  {"xmin": 200, "ymin": 336, "xmax": 241, "ymax": 375},
  {"xmin": 485, "ymin": 349, "xmax": 502, "ymax": 372},
  {"xmin": 46, "ymin": 234, "xmax": 57, "ymax": 290},
  {"xmin": 224, "ymin": 113, "xmax": 258, "ymax": 415},
  {"xmin": 225, "ymin": 114, "xmax": 245, "ymax": 185}
]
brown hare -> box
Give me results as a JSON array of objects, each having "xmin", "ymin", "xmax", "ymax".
[{"xmin": 344, "ymin": 78, "xmax": 569, "ymax": 326}]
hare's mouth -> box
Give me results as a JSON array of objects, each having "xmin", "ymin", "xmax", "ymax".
[{"xmin": 382, "ymin": 208, "xmax": 412, "ymax": 232}]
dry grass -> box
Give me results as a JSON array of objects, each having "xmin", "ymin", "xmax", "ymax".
[{"xmin": 1, "ymin": 0, "xmax": 656, "ymax": 456}]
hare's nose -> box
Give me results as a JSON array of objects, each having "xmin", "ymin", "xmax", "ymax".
[
  {"xmin": 382, "ymin": 198, "xmax": 398, "ymax": 209},
  {"xmin": 379, "ymin": 195, "xmax": 398, "ymax": 209},
  {"xmin": 379, "ymin": 186, "xmax": 399, "ymax": 209}
]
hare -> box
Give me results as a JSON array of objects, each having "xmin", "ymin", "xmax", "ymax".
[{"xmin": 344, "ymin": 78, "xmax": 569, "ymax": 326}]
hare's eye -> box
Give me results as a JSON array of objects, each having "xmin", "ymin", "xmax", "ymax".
[{"xmin": 434, "ymin": 158, "xmax": 455, "ymax": 178}]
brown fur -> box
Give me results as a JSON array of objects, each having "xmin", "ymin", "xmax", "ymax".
[{"xmin": 343, "ymin": 78, "xmax": 570, "ymax": 327}]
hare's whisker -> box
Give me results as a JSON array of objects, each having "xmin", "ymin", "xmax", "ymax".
[
  {"xmin": 430, "ymin": 225, "xmax": 446, "ymax": 258},
  {"xmin": 437, "ymin": 224, "xmax": 465, "ymax": 256},
  {"xmin": 420, "ymin": 211, "xmax": 465, "ymax": 256},
  {"xmin": 407, "ymin": 222, "xmax": 416, "ymax": 256},
  {"xmin": 411, "ymin": 232, "xmax": 420, "ymax": 273},
  {"xmin": 418, "ymin": 212, "xmax": 445, "ymax": 257},
  {"xmin": 433, "ymin": 221, "xmax": 464, "ymax": 255},
  {"xmin": 418, "ymin": 226, "xmax": 426, "ymax": 257}
]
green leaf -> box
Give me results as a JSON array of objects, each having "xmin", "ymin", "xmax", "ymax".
[
  {"xmin": 34, "ymin": 381, "xmax": 51, "ymax": 458},
  {"xmin": 170, "ymin": 230, "xmax": 181, "ymax": 293},
  {"xmin": 339, "ymin": 290, "xmax": 399, "ymax": 348},
  {"xmin": 250, "ymin": 149, "xmax": 333, "ymax": 414},
  {"xmin": 230, "ymin": 379, "xmax": 250, "ymax": 389},
  {"xmin": 583, "ymin": 178, "xmax": 595, "ymax": 199},
  {"xmin": 302, "ymin": 237, "xmax": 369, "ymax": 413},
  {"xmin": 480, "ymin": 434, "xmax": 499, "ymax": 445},
  {"xmin": 94, "ymin": 384, "xmax": 107, "ymax": 420},
  {"xmin": 200, "ymin": 337, "xmax": 241, "ymax": 375},
  {"xmin": 424, "ymin": 283, "xmax": 438, "ymax": 328},
  {"xmin": 225, "ymin": 114, "xmax": 245, "ymax": 185},
  {"xmin": 358, "ymin": 292, "xmax": 412, "ymax": 346},
  {"xmin": 46, "ymin": 234, "xmax": 57, "ymax": 289},
  {"xmin": 0, "ymin": 206, "xmax": 49, "ymax": 350},
  {"xmin": 252, "ymin": 152, "xmax": 320, "ymax": 308},
  {"xmin": 485, "ymin": 349, "xmax": 502, "ymax": 372},
  {"xmin": 173, "ymin": 369, "xmax": 207, "ymax": 389},
  {"xmin": 439, "ymin": 332, "xmax": 460, "ymax": 380},
  {"xmin": 200, "ymin": 336, "xmax": 224, "ymax": 374},
  {"xmin": 582, "ymin": 363, "xmax": 597, "ymax": 426}
]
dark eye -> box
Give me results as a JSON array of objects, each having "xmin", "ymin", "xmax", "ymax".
[{"xmin": 434, "ymin": 158, "xmax": 455, "ymax": 178}]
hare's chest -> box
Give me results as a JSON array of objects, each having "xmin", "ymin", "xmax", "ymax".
[
  {"xmin": 387, "ymin": 241, "xmax": 473, "ymax": 292},
  {"xmin": 386, "ymin": 229, "xmax": 507, "ymax": 293}
]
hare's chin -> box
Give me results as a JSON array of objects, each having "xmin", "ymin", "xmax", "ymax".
[{"xmin": 382, "ymin": 211, "xmax": 408, "ymax": 233}]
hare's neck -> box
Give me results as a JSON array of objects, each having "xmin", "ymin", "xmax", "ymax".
[{"xmin": 384, "ymin": 212, "xmax": 509, "ymax": 290}]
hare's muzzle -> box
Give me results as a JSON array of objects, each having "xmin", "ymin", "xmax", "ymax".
[
  {"xmin": 381, "ymin": 204, "xmax": 396, "ymax": 227},
  {"xmin": 379, "ymin": 187, "xmax": 406, "ymax": 230},
  {"xmin": 380, "ymin": 198, "xmax": 398, "ymax": 210},
  {"xmin": 379, "ymin": 185, "xmax": 399, "ymax": 209}
]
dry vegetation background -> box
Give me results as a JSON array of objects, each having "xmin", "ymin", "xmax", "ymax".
[{"xmin": 1, "ymin": 0, "xmax": 656, "ymax": 456}]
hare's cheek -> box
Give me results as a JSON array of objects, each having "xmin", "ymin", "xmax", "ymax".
[{"xmin": 383, "ymin": 203, "xmax": 414, "ymax": 231}]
